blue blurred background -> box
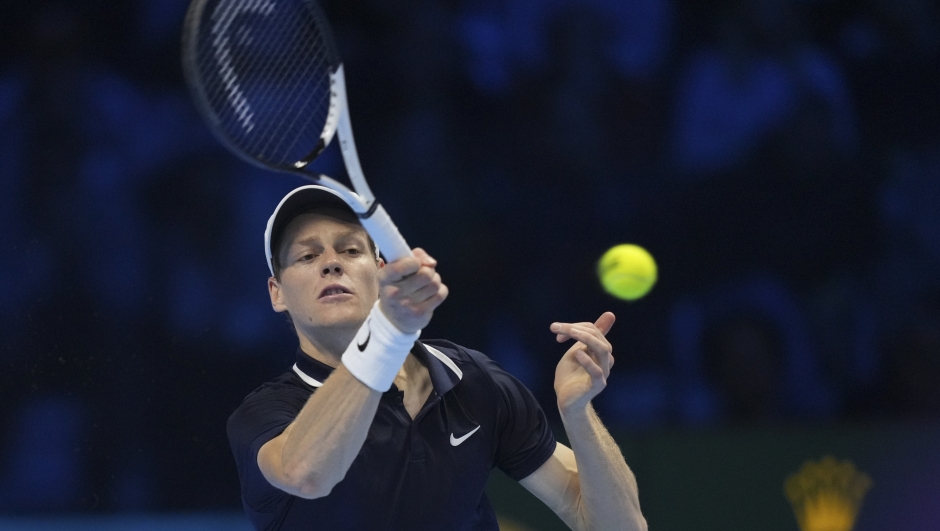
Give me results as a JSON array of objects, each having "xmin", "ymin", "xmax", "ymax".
[{"xmin": 1, "ymin": 0, "xmax": 939, "ymax": 529}]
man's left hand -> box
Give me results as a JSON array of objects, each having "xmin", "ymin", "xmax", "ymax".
[{"xmin": 550, "ymin": 312, "xmax": 616, "ymax": 414}]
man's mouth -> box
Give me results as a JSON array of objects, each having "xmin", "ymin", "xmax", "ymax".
[{"xmin": 319, "ymin": 286, "xmax": 352, "ymax": 298}]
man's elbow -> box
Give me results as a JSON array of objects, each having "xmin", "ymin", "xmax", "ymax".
[
  {"xmin": 279, "ymin": 465, "xmax": 339, "ymax": 499},
  {"xmin": 291, "ymin": 481, "xmax": 334, "ymax": 500}
]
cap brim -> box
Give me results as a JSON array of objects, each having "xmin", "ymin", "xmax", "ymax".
[{"xmin": 264, "ymin": 186, "xmax": 356, "ymax": 275}]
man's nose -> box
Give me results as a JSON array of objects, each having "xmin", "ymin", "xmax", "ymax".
[
  {"xmin": 320, "ymin": 250, "xmax": 343, "ymax": 276},
  {"xmin": 321, "ymin": 264, "xmax": 342, "ymax": 275}
]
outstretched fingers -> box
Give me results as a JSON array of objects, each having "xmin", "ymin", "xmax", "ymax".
[
  {"xmin": 550, "ymin": 323, "xmax": 611, "ymax": 353},
  {"xmin": 552, "ymin": 312, "xmax": 615, "ymax": 342}
]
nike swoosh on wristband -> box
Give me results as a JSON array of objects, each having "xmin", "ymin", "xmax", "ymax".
[
  {"xmin": 450, "ymin": 426, "xmax": 481, "ymax": 446},
  {"xmin": 357, "ymin": 320, "xmax": 371, "ymax": 352}
]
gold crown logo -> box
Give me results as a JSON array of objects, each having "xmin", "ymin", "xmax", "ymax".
[{"xmin": 784, "ymin": 456, "xmax": 872, "ymax": 531}]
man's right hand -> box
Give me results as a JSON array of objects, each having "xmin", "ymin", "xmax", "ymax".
[{"xmin": 377, "ymin": 247, "xmax": 448, "ymax": 334}]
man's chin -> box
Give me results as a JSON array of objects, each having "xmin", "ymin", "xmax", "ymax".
[{"xmin": 309, "ymin": 308, "xmax": 370, "ymax": 331}]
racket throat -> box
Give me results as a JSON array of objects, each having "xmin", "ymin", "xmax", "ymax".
[{"xmin": 357, "ymin": 201, "xmax": 380, "ymax": 219}]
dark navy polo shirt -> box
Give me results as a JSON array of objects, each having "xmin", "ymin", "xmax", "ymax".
[{"xmin": 227, "ymin": 340, "xmax": 557, "ymax": 531}]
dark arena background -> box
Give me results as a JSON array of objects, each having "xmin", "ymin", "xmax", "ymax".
[{"xmin": 1, "ymin": 1, "xmax": 939, "ymax": 530}]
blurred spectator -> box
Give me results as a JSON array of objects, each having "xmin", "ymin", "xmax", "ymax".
[
  {"xmin": 672, "ymin": 0, "xmax": 856, "ymax": 176},
  {"xmin": 701, "ymin": 312, "xmax": 786, "ymax": 423},
  {"xmin": 671, "ymin": 276, "xmax": 837, "ymax": 425},
  {"xmin": 881, "ymin": 144, "xmax": 940, "ymax": 267},
  {"xmin": 869, "ymin": 143, "xmax": 940, "ymax": 344},
  {"xmin": 804, "ymin": 274, "xmax": 881, "ymax": 412},
  {"xmin": 850, "ymin": 292, "xmax": 940, "ymax": 419},
  {"xmin": 458, "ymin": 0, "xmax": 672, "ymax": 95}
]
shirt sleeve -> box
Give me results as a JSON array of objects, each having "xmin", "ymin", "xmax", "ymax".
[
  {"xmin": 477, "ymin": 355, "xmax": 557, "ymax": 481},
  {"xmin": 226, "ymin": 378, "xmax": 311, "ymax": 515}
]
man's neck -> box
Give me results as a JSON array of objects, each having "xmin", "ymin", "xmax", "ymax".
[
  {"xmin": 393, "ymin": 353, "xmax": 430, "ymax": 392},
  {"xmin": 297, "ymin": 326, "xmax": 358, "ymax": 368},
  {"xmin": 396, "ymin": 353, "xmax": 433, "ymax": 419}
]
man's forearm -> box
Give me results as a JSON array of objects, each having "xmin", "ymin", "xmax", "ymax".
[
  {"xmin": 561, "ymin": 404, "xmax": 646, "ymax": 531},
  {"xmin": 277, "ymin": 366, "xmax": 381, "ymax": 497}
]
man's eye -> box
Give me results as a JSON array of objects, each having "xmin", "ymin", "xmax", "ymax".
[
  {"xmin": 299, "ymin": 253, "xmax": 316, "ymax": 261},
  {"xmin": 346, "ymin": 248, "xmax": 361, "ymax": 256}
]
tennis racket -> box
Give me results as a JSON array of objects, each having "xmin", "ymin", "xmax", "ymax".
[{"xmin": 181, "ymin": 0, "xmax": 411, "ymax": 262}]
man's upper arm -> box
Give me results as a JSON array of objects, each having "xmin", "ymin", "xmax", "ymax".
[
  {"xmin": 519, "ymin": 442, "xmax": 582, "ymax": 529},
  {"xmin": 227, "ymin": 381, "xmax": 307, "ymax": 506}
]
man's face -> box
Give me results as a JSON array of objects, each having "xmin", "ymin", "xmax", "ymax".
[{"xmin": 269, "ymin": 212, "xmax": 381, "ymax": 335}]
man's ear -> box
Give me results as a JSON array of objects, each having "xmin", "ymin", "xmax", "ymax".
[
  {"xmin": 377, "ymin": 258, "xmax": 385, "ymax": 269},
  {"xmin": 268, "ymin": 277, "xmax": 288, "ymax": 313}
]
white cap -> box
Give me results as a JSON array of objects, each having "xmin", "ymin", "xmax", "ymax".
[{"xmin": 264, "ymin": 185, "xmax": 362, "ymax": 276}]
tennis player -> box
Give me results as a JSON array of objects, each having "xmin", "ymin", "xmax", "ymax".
[{"xmin": 227, "ymin": 185, "xmax": 647, "ymax": 531}]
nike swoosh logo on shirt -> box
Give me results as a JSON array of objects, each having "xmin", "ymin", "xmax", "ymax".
[{"xmin": 450, "ymin": 426, "xmax": 481, "ymax": 446}]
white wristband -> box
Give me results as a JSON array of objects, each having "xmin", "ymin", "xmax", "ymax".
[{"xmin": 341, "ymin": 301, "xmax": 420, "ymax": 391}]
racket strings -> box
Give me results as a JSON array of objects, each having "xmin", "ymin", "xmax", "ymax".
[
  {"xmin": 250, "ymin": 9, "xmax": 312, "ymax": 154},
  {"xmin": 258, "ymin": 14, "xmax": 333, "ymax": 162},
  {"xmin": 193, "ymin": 0, "xmax": 338, "ymax": 168},
  {"xmin": 242, "ymin": 7, "xmax": 330, "ymax": 162},
  {"xmin": 249, "ymin": 12, "xmax": 315, "ymax": 160}
]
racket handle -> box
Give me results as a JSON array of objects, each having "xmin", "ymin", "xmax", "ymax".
[{"xmin": 360, "ymin": 203, "xmax": 413, "ymax": 262}]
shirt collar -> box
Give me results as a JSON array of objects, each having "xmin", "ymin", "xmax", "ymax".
[
  {"xmin": 414, "ymin": 341, "xmax": 462, "ymax": 395},
  {"xmin": 292, "ymin": 341, "xmax": 462, "ymax": 394},
  {"xmin": 292, "ymin": 349, "xmax": 332, "ymax": 387}
]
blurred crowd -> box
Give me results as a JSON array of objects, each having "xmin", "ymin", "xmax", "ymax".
[{"xmin": 0, "ymin": 0, "xmax": 938, "ymax": 514}]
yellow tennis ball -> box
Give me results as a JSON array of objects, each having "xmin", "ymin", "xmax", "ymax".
[{"xmin": 597, "ymin": 244, "xmax": 657, "ymax": 300}]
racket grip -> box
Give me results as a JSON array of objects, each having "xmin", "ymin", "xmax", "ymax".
[{"xmin": 360, "ymin": 203, "xmax": 413, "ymax": 262}]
